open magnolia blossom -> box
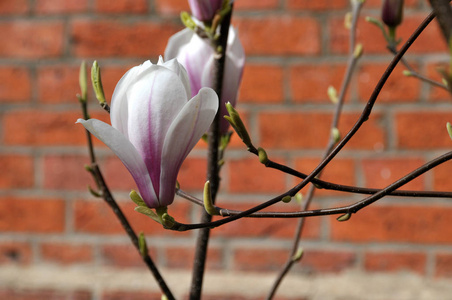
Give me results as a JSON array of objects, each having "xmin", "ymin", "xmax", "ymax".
[
  {"xmin": 164, "ymin": 27, "xmax": 245, "ymax": 134},
  {"xmin": 188, "ymin": 0, "xmax": 224, "ymax": 22},
  {"xmin": 77, "ymin": 58, "xmax": 218, "ymax": 208}
]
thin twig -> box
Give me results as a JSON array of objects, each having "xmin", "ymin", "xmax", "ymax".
[
  {"xmin": 164, "ymin": 9, "xmax": 437, "ymax": 231},
  {"xmin": 171, "ymin": 150, "xmax": 452, "ymax": 228}
]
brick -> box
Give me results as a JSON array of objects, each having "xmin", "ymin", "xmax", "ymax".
[
  {"xmin": 0, "ymin": 21, "xmax": 64, "ymax": 58},
  {"xmin": 70, "ymin": 20, "xmax": 180, "ymax": 58},
  {"xmin": 435, "ymin": 253, "xmax": 452, "ymax": 277},
  {"xmin": 396, "ymin": 111, "xmax": 452, "ymax": 149},
  {"xmin": 286, "ymin": 0, "xmax": 347, "ymax": 10},
  {"xmin": 101, "ymin": 243, "xmax": 155, "ymax": 268},
  {"xmin": 331, "ymin": 205, "xmax": 452, "ymax": 244},
  {"xmin": 43, "ymin": 155, "xmax": 97, "ymax": 191},
  {"xmin": 165, "ymin": 246, "xmax": 222, "ymax": 269},
  {"xmin": 102, "ymin": 291, "xmax": 162, "ymax": 300},
  {"xmin": 236, "ymin": 248, "xmax": 355, "ymax": 273},
  {"xmin": 73, "ymin": 199, "xmax": 191, "ymax": 236},
  {"xmin": 2, "ymin": 110, "xmax": 109, "ymax": 146},
  {"xmin": 235, "ymin": 0, "xmax": 279, "ymax": 10},
  {"xmin": 0, "ymin": 0, "xmax": 28, "ymax": 14},
  {"xmin": 364, "ymin": 251, "xmax": 426, "ymax": 274},
  {"xmin": 358, "ymin": 63, "xmax": 421, "ymax": 103},
  {"xmin": 234, "ymin": 16, "xmax": 320, "ymax": 55},
  {"xmin": 95, "ymin": 0, "xmax": 148, "ymax": 14},
  {"xmin": 0, "ymin": 155, "xmax": 34, "ymax": 189},
  {"xmin": 290, "ymin": 64, "xmax": 347, "ymax": 103},
  {"xmin": 259, "ymin": 111, "xmax": 385, "ymax": 150},
  {"xmin": 37, "ymin": 65, "xmax": 80, "ymax": 103},
  {"xmin": 227, "ymin": 157, "xmax": 287, "ymax": 193},
  {"xmin": 40, "ymin": 243, "xmax": 93, "ymax": 265},
  {"xmin": 0, "ymin": 289, "xmax": 91, "ymax": 300},
  {"xmin": 102, "ymin": 156, "xmax": 137, "ymax": 191},
  {"xmin": 0, "ymin": 196, "xmax": 65, "ymax": 233},
  {"xmin": 294, "ymin": 157, "xmax": 355, "ymax": 196},
  {"xmin": 212, "ymin": 202, "xmax": 321, "ymax": 239},
  {"xmin": 35, "ymin": 0, "xmax": 88, "ymax": 14},
  {"xmin": 329, "ymin": 14, "xmax": 447, "ymax": 55},
  {"xmin": 433, "ymin": 160, "xmax": 452, "ymax": 191},
  {"xmin": 233, "ymin": 247, "xmax": 288, "ymax": 271},
  {"xmin": 0, "ymin": 241, "xmax": 32, "ymax": 265},
  {"xmin": 239, "ymin": 64, "xmax": 283, "ymax": 104},
  {"xmin": 0, "ymin": 67, "xmax": 31, "ymax": 102},
  {"xmin": 177, "ymin": 157, "xmax": 207, "ymax": 191},
  {"xmin": 361, "ymin": 157, "xmax": 426, "ymax": 190},
  {"xmin": 301, "ymin": 250, "xmax": 356, "ymax": 273},
  {"xmin": 154, "ymin": 0, "xmax": 189, "ymax": 15}
]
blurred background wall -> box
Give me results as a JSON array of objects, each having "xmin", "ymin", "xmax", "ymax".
[{"xmin": 1, "ymin": 0, "xmax": 452, "ymax": 299}]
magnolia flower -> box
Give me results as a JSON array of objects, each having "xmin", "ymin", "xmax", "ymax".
[
  {"xmin": 77, "ymin": 58, "xmax": 218, "ymax": 208},
  {"xmin": 164, "ymin": 27, "xmax": 245, "ymax": 134},
  {"xmin": 382, "ymin": 0, "xmax": 404, "ymax": 27},
  {"xmin": 188, "ymin": 0, "xmax": 224, "ymax": 22}
]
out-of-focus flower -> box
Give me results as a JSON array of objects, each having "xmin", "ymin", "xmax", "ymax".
[
  {"xmin": 188, "ymin": 0, "xmax": 224, "ymax": 22},
  {"xmin": 77, "ymin": 58, "xmax": 218, "ymax": 208},
  {"xmin": 164, "ymin": 27, "xmax": 245, "ymax": 134},
  {"xmin": 382, "ymin": 0, "xmax": 404, "ymax": 27}
]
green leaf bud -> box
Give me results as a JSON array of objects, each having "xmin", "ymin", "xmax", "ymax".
[
  {"xmin": 292, "ymin": 248, "xmax": 304, "ymax": 262},
  {"xmin": 337, "ymin": 212, "xmax": 351, "ymax": 222},
  {"xmin": 79, "ymin": 61, "xmax": 87, "ymax": 102},
  {"xmin": 130, "ymin": 190, "xmax": 146, "ymax": 207},
  {"xmin": 138, "ymin": 232, "xmax": 148, "ymax": 257},
  {"xmin": 353, "ymin": 43, "xmax": 363, "ymax": 58},
  {"xmin": 203, "ymin": 181, "xmax": 219, "ymax": 216},
  {"xmin": 447, "ymin": 122, "xmax": 452, "ymax": 141},
  {"xmin": 258, "ymin": 147, "xmax": 269, "ymax": 165},
  {"xmin": 225, "ymin": 102, "xmax": 252, "ymax": 148},
  {"xmin": 91, "ymin": 61, "xmax": 106, "ymax": 105},
  {"xmin": 180, "ymin": 11, "xmax": 197, "ymax": 31},
  {"xmin": 327, "ymin": 86, "xmax": 338, "ymax": 104},
  {"xmin": 281, "ymin": 195, "xmax": 292, "ymax": 203},
  {"xmin": 331, "ymin": 127, "xmax": 341, "ymax": 143},
  {"xmin": 402, "ymin": 70, "xmax": 412, "ymax": 76}
]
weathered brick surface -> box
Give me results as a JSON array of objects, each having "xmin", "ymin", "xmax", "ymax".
[
  {"xmin": 331, "ymin": 205, "xmax": 452, "ymax": 244},
  {"xmin": 2, "ymin": 1, "xmax": 452, "ymax": 298},
  {"xmin": 40, "ymin": 243, "xmax": 93, "ymax": 265},
  {"xmin": 0, "ymin": 197, "xmax": 65, "ymax": 233},
  {"xmin": 364, "ymin": 251, "xmax": 426, "ymax": 274},
  {"xmin": 0, "ymin": 67, "xmax": 31, "ymax": 102},
  {"xmin": 70, "ymin": 20, "xmax": 180, "ymax": 58},
  {"xmin": 0, "ymin": 21, "xmax": 64, "ymax": 58}
]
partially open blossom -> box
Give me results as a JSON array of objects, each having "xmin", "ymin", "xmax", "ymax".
[
  {"xmin": 164, "ymin": 27, "xmax": 245, "ymax": 134},
  {"xmin": 382, "ymin": 0, "xmax": 404, "ymax": 27},
  {"xmin": 188, "ymin": 0, "xmax": 224, "ymax": 22},
  {"xmin": 77, "ymin": 58, "xmax": 218, "ymax": 208}
]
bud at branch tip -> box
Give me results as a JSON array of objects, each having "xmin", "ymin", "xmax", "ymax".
[
  {"xmin": 79, "ymin": 61, "xmax": 87, "ymax": 102},
  {"xmin": 91, "ymin": 61, "xmax": 106, "ymax": 105},
  {"xmin": 447, "ymin": 122, "xmax": 452, "ymax": 141},
  {"xmin": 203, "ymin": 181, "xmax": 219, "ymax": 216}
]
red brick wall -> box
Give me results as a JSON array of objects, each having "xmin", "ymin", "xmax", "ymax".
[{"xmin": 1, "ymin": 0, "xmax": 452, "ymax": 299}]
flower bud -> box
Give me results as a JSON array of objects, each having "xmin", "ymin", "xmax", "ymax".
[
  {"xmin": 188, "ymin": 0, "xmax": 224, "ymax": 22},
  {"xmin": 79, "ymin": 58, "xmax": 219, "ymax": 209},
  {"xmin": 382, "ymin": 0, "xmax": 404, "ymax": 28}
]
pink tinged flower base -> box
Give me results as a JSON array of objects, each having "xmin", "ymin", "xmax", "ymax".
[{"xmin": 77, "ymin": 58, "xmax": 218, "ymax": 208}]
